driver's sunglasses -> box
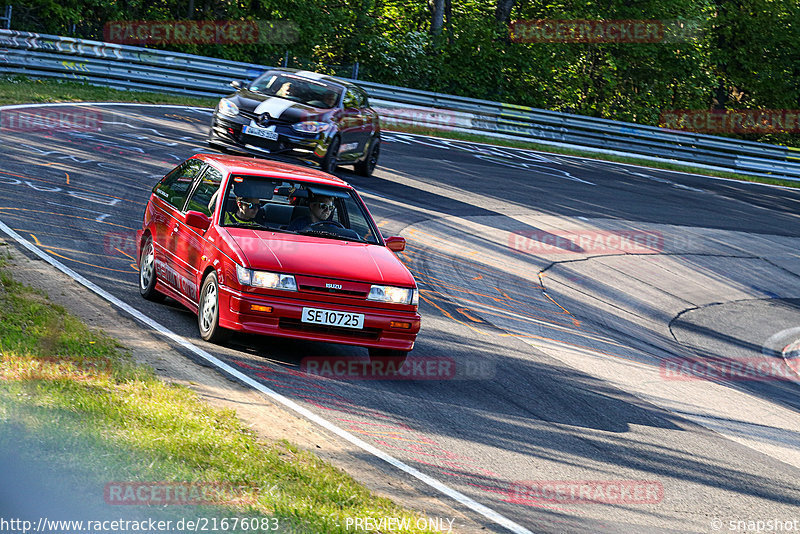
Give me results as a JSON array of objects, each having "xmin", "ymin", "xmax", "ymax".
[
  {"xmin": 239, "ymin": 200, "xmax": 260, "ymax": 209},
  {"xmin": 315, "ymin": 203, "xmax": 335, "ymax": 211}
]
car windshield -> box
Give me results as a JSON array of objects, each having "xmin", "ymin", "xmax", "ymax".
[
  {"xmin": 220, "ymin": 175, "xmax": 380, "ymax": 244},
  {"xmin": 248, "ymin": 71, "xmax": 344, "ymax": 109}
]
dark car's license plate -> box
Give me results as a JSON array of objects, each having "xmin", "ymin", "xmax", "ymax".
[{"xmin": 243, "ymin": 124, "xmax": 279, "ymax": 141}]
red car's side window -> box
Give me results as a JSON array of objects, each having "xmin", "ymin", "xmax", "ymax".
[
  {"xmin": 154, "ymin": 159, "xmax": 205, "ymax": 210},
  {"xmin": 185, "ymin": 167, "xmax": 224, "ymax": 217}
]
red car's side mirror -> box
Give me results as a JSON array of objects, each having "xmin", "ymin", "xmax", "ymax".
[
  {"xmin": 385, "ymin": 236, "xmax": 405, "ymax": 252},
  {"xmin": 184, "ymin": 210, "xmax": 211, "ymax": 232}
]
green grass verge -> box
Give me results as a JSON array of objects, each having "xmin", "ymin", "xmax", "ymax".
[
  {"xmin": 0, "ymin": 255, "xmax": 437, "ymax": 533},
  {"xmin": 1, "ymin": 76, "xmax": 796, "ymax": 190},
  {"xmin": 0, "ymin": 77, "xmax": 217, "ymax": 108}
]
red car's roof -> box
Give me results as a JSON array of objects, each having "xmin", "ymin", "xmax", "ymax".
[{"xmin": 193, "ymin": 153, "xmax": 352, "ymax": 188}]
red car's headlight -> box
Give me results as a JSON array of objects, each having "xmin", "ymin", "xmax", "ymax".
[
  {"xmin": 236, "ymin": 265, "xmax": 297, "ymax": 291},
  {"xmin": 367, "ymin": 285, "xmax": 418, "ymax": 305}
]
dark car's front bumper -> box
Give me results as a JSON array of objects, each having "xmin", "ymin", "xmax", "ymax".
[{"xmin": 209, "ymin": 113, "xmax": 331, "ymax": 167}]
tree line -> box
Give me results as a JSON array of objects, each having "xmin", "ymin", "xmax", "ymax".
[{"xmin": 8, "ymin": 0, "xmax": 800, "ymax": 143}]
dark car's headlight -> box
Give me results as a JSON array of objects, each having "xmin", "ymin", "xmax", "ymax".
[
  {"xmin": 367, "ymin": 285, "xmax": 418, "ymax": 305},
  {"xmin": 292, "ymin": 121, "xmax": 330, "ymax": 134},
  {"xmin": 217, "ymin": 98, "xmax": 239, "ymax": 118},
  {"xmin": 236, "ymin": 265, "xmax": 297, "ymax": 291}
]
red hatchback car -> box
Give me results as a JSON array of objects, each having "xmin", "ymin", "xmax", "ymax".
[{"xmin": 138, "ymin": 154, "xmax": 420, "ymax": 356}]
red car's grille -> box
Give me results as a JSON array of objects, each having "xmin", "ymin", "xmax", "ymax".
[
  {"xmin": 279, "ymin": 319, "xmax": 380, "ymax": 340},
  {"xmin": 298, "ymin": 284, "xmax": 366, "ymax": 298}
]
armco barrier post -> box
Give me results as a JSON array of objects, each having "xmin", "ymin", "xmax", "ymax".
[{"xmin": 0, "ymin": 5, "xmax": 11, "ymax": 29}]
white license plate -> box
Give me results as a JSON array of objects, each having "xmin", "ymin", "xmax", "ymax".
[
  {"xmin": 302, "ymin": 307, "xmax": 364, "ymax": 329},
  {"xmin": 242, "ymin": 124, "xmax": 279, "ymax": 140}
]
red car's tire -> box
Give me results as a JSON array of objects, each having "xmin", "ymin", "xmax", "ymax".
[
  {"xmin": 139, "ymin": 237, "xmax": 164, "ymax": 302},
  {"xmin": 198, "ymin": 272, "xmax": 228, "ymax": 343}
]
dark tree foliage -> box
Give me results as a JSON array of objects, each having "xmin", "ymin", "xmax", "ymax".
[{"xmin": 8, "ymin": 0, "xmax": 800, "ymax": 143}]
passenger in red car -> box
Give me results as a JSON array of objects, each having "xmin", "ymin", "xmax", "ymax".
[
  {"xmin": 287, "ymin": 195, "xmax": 335, "ymax": 231},
  {"xmin": 225, "ymin": 197, "xmax": 267, "ymax": 226}
]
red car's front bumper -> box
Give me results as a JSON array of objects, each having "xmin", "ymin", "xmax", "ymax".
[{"xmin": 218, "ymin": 286, "xmax": 420, "ymax": 352}]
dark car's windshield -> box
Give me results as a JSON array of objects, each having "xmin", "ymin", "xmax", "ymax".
[
  {"xmin": 219, "ymin": 175, "xmax": 380, "ymax": 244},
  {"xmin": 248, "ymin": 71, "xmax": 344, "ymax": 109}
]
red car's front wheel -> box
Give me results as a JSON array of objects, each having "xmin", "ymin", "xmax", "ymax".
[
  {"xmin": 139, "ymin": 237, "xmax": 164, "ymax": 302},
  {"xmin": 198, "ymin": 272, "xmax": 228, "ymax": 343}
]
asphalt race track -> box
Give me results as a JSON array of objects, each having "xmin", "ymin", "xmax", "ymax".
[{"xmin": 1, "ymin": 103, "xmax": 800, "ymax": 533}]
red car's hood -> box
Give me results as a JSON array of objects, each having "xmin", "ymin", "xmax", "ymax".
[{"xmin": 223, "ymin": 230, "xmax": 415, "ymax": 287}]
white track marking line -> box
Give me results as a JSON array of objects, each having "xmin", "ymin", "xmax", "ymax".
[{"xmin": 0, "ymin": 218, "xmax": 532, "ymax": 534}]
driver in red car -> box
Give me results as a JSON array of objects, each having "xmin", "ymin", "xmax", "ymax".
[{"xmin": 287, "ymin": 195, "xmax": 335, "ymax": 231}]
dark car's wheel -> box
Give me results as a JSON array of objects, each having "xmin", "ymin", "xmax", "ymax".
[
  {"xmin": 139, "ymin": 236, "xmax": 164, "ymax": 302},
  {"xmin": 354, "ymin": 138, "xmax": 380, "ymax": 177},
  {"xmin": 208, "ymin": 140, "xmax": 224, "ymax": 152},
  {"xmin": 321, "ymin": 137, "xmax": 340, "ymax": 174},
  {"xmin": 198, "ymin": 272, "xmax": 228, "ymax": 343}
]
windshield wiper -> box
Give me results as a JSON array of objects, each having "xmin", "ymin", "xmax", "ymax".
[
  {"xmin": 265, "ymin": 227, "xmax": 296, "ymax": 234},
  {"xmin": 226, "ymin": 223, "xmax": 303, "ymax": 235},
  {"xmin": 298, "ymin": 230, "xmax": 367, "ymax": 243},
  {"xmin": 225, "ymin": 222, "xmax": 270, "ymax": 230}
]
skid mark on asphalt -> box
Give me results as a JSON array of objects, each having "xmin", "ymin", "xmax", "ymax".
[
  {"xmin": 401, "ymin": 242, "xmax": 576, "ymax": 330},
  {"xmin": 0, "ymin": 208, "xmax": 133, "ymax": 230},
  {"xmin": 0, "ymin": 168, "xmax": 140, "ymax": 206},
  {"xmin": 399, "ymin": 237, "xmax": 653, "ymax": 385},
  {"xmin": 401, "ymin": 239, "xmax": 574, "ymax": 319},
  {"xmin": 0, "ymin": 212, "xmax": 140, "ymax": 274},
  {"xmin": 419, "ymin": 293, "xmax": 489, "ymax": 336}
]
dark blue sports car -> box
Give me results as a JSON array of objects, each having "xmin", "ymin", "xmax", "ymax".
[{"xmin": 208, "ymin": 68, "xmax": 381, "ymax": 176}]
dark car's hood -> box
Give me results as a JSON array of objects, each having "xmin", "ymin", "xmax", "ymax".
[
  {"xmin": 224, "ymin": 229, "xmax": 415, "ymax": 287},
  {"xmin": 234, "ymin": 91, "xmax": 331, "ymax": 123}
]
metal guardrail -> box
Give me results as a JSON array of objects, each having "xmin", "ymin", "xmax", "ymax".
[{"xmin": 1, "ymin": 29, "xmax": 799, "ymax": 179}]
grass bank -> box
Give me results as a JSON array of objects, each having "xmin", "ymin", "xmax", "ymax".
[
  {"xmin": 0, "ymin": 77, "xmax": 217, "ymax": 108},
  {"xmin": 1, "ymin": 76, "xmax": 796, "ymax": 189},
  {"xmin": 0, "ymin": 251, "xmax": 436, "ymax": 533}
]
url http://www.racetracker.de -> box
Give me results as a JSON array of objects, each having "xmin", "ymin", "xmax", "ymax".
[{"xmin": 0, "ymin": 517, "xmax": 283, "ymax": 533}]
